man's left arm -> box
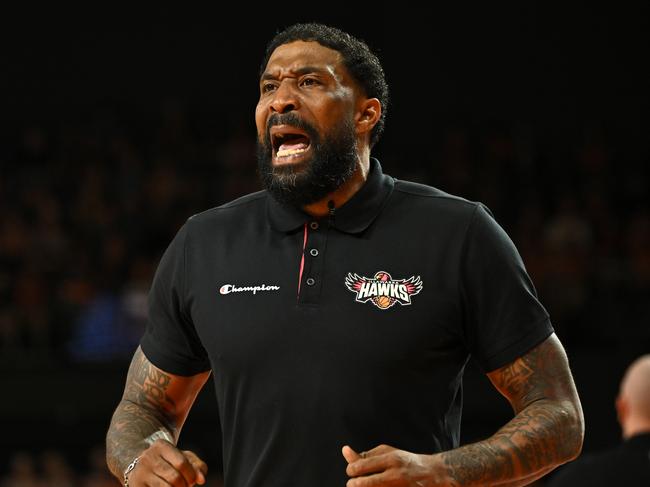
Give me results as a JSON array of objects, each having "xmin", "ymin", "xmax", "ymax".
[{"xmin": 343, "ymin": 333, "xmax": 584, "ymax": 486}]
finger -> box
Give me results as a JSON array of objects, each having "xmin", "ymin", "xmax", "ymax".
[
  {"xmin": 183, "ymin": 450, "xmax": 208, "ymax": 485},
  {"xmin": 136, "ymin": 443, "xmax": 189, "ymax": 487},
  {"xmin": 342, "ymin": 445, "xmax": 361, "ymax": 464},
  {"xmin": 346, "ymin": 452, "xmax": 390, "ymax": 478},
  {"xmin": 347, "ymin": 470, "xmax": 389, "ymax": 487},
  {"xmin": 152, "ymin": 468, "xmax": 189, "ymax": 487},
  {"xmin": 363, "ymin": 444, "xmax": 396, "ymax": 457},
  {"xmin": 158, "ymin": 445, "xmax": 199, "ymax": 486},
  {"xmin": 347, "ymin": 445, "xmax": 407, "ymax": 478},
  {"xmin": 150, "ymin": 460, "xmax": 190, "ymax": 487}
]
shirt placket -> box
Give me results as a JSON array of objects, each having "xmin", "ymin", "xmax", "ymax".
[{"xmin": 297, "ymin": 219, "xmax": 327, "ymax": 305}]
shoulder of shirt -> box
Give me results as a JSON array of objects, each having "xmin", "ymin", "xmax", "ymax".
[
  {"xmin": 185, "ymin": 190, "xmax": 268, "ymax": 224},
  {"xmin": 393, "ymin": 178, "xmax": 483, "ymax": 211}
]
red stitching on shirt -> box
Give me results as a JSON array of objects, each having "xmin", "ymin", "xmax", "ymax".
[{"xmin": 297, "ymin": 223, "xmax": 308, "ymax": 298}]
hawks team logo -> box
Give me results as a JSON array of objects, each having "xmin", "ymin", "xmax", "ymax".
[{"xmin": 344, "ymin": 271, "xmax": 423, "ymax": 309}]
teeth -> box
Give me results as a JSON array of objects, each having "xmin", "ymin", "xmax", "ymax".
[{"xmin": 277, "ymin": 148, "xmax": 307, "ymax": 157}]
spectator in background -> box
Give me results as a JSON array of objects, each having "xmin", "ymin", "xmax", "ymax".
[
  {"xmin": 0, "ymin": 452, "xmax": 40, "ymax": 487},
  {"xmin": 40, "ymin": 450, "xmax": 76, "ymax": 487},
  {"xmin": 548, "ymin": 354, "xmax": 650, "ymax": 486},
  {"xmin": 82, "ymin": 445, "xmax": 119, "ymax": 487}
]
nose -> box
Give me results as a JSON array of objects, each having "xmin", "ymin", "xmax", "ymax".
[{"xmin": 269, "ymin": 81, "xmax": 299, "ymax": 114}]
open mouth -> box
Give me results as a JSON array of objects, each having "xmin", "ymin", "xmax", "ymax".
[{"xmin": 270, "ymin": 126, "xmax": 312, "ymax": 160}]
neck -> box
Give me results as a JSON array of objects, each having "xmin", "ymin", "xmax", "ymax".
[{"xmin": 302, "ymin": 155, "xmax": 370, "ymax": 218}]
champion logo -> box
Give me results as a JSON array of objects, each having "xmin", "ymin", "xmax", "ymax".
[
  {"xmin": 345, "ymin": 271, "xmax": 423, "ymax": 309},
  {"xmin": 219, "ymin": 283, "xmax": 281, "ymax": 295}
]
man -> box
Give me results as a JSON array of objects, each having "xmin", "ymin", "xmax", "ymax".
[
  {"xmin": 548, "ymin": 354, "xmax": 650, "ymax": 486},
  {"xmin": 106, "ymin": 23, "xmax": 584, "ymax": 486}
]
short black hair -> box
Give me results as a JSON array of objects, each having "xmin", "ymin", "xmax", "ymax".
[{"xmin": 260, "ymin": 23, "xmax": 389, "ymax": 148}]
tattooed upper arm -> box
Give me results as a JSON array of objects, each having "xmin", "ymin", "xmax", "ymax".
[
  {"xmin": 436, "ymin": 334, "xmax": 583, "ymax": 484},
  {"xmin": 487, "ymin": 333, "xmax": 579, "ymax": 413},
  {"xmin": 123, "ymin": 346, "xmax": 211, "ymax": 429}
]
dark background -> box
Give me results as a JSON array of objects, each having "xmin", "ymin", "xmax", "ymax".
[{"xmin": 1, "ymin": 3, "xmax": 649, "ymax": 485}]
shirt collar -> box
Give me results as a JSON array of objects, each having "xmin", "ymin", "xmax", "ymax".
[{"xmin": 267, "ymin": 158, "xmax": 394, "ymax": 234}]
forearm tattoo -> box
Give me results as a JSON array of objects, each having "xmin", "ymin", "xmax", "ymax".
[
  {"xmin": 106, "ymin": 347, "xmax": 178, "ymax": 477},
  {"xmin": 441, "ymin": 338, "xmax": 582, "ymax": 485}
]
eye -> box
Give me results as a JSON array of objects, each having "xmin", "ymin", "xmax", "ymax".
[
  {"xmin": 261, "ymin": 82, "xmax": 277, "ymax": 94},
  {"xmin": 300, "ymin": 77, "xmax": 320, "ymax": 87}
]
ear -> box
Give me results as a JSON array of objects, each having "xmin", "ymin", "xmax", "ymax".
[{"xmin": 355, "ymin": 98, "xmax": 381, "ymax": 138}]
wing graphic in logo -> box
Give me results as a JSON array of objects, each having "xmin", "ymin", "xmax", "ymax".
[
  {"xmin": 403, "ymin": 275, "xmax": 423, "ymax": 297},
  {"xmin": 345, "ymin": 272, "xmax": 367, "ymax": 293}
]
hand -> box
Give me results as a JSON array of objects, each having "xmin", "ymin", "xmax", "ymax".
[
  {"xmin": 342, "ymin": 444, "xmax": 443, "ymax": 486},
  {"xmin": 127, "ymin": 439, "xmax": 207, "ymax": 486}
]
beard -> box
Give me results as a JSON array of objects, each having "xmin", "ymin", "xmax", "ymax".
[{"xmin": 256, "ymin": 112, "xmax": 358, "ymax": 208}]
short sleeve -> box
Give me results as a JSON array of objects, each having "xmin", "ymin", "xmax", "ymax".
[
  {"xmin": 460, "ymin": 204, "xmax": 553, "ymax": 372},
  {"xmin": 140, "ymin": 222, "xmax": 211, "ymax": 376}
]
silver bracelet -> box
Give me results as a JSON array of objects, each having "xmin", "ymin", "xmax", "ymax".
[{"xmin": 123, "ymin": 456, "xmax": 139, "ymax": 487}]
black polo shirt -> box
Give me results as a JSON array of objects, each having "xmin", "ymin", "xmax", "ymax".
[{"xmin": 141, "ymin": 158, "xmax": 553, "ymax": 487}]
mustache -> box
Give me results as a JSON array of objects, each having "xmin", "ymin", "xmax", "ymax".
[{"xmin": 266, "ymin": 113, "xmax": 318, "ymax": 142}]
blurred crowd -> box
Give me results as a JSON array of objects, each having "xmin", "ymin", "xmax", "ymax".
[
  {"xmin": 1, "ymin": 446, "xmax": 116, "ymax": 487},
  {"xmin": 3, "ymin": 101, "xmax": 648, "ymax": 366},
  {"xmin": 1, "ymin": 99, "xmax": 648, "ymax": 482},
  {"xmin": 1, "ymin": 446, "xmax": 224, "ymax": 487},
  {"xmin": 0, "ymin": 100, "xmax": 260, "ymax": 367},
  {"xmin": 0, "ymin": 101, "xmax": 650, "ymax": 365},
  {"xmin": 419, "ymin": 119, "xmax": 650, "ymax": 352}
]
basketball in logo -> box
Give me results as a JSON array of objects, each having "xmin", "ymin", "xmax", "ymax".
[{"xmin": 372, "ymin": 271, "xmax": 395, "ymax": 309}]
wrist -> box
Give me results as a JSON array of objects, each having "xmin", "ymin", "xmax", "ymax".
[
  {"xmin": 425, "ymin": 453, "xmax": 449, "ymax": 484},
  {"xmin": 123, "ymin": 456, "xmax": 140, "ymax": 487}
]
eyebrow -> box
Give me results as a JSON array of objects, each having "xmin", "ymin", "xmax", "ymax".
[{"xmin": 261, "ymin": 65, "xmax": 329, "ymax": 81}]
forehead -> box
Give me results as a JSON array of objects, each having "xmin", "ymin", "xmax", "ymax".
[{"xmin": 262, "ymin": 40, "xmax": 346, "ymax": 78}]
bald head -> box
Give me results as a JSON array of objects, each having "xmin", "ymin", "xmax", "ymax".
[{"xmin": 616, "ymin": 354, "xmax": 650, "ymax": 438}]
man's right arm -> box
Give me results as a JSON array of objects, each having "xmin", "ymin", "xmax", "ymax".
[{"xmin": 106, "ymin": 346, "xmax": 211, "ymax": 486}]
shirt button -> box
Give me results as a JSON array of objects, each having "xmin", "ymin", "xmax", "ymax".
[
  {"xmin": 306, "ymin": 277, "xmax": 315, "ymax": 286},
  {"xmin": 310, "ymin": 221, "xmax": 319, "ymax": 230},
  {"xmin": 310, "ymin": 248, "xmax": 319, "ymax": 257}
]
